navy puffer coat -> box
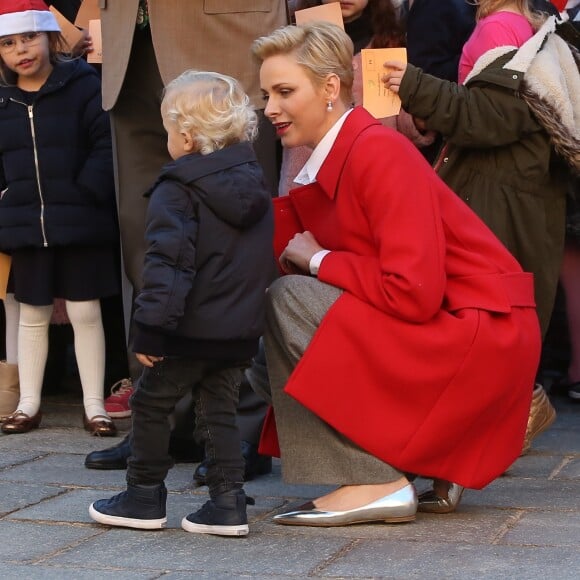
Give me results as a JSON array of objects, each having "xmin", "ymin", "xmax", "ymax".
[{"xmin": 0, "ymin": 59, "xmax": 117, "ymax": 251}]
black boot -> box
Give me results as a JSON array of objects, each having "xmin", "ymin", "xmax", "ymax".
[
  {"xmin": 89, "ymin": 482, "xmax": 167, "ymax": 529},
  {"xmin": 181, "ymin": 488, "xmax": 248, "ymax": 536}
]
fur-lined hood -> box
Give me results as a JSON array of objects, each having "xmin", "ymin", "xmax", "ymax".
[{"xmin": 465, "ymin": 16, "xmax": 580, "ymax": 172}]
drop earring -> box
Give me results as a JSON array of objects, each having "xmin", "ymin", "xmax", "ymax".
[{"xmin": 326, "ymin": 101, "xmax": 333, "ymax": 112}]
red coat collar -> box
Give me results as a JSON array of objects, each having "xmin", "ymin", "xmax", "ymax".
[{"xmin": 315, "ymin": 106, "xmax": 381, "ymax": 200}]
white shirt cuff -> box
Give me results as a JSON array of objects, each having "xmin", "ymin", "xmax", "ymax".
[{"xmin": 309, "ymin": 250, "xmax": 331, "ymax": 276}]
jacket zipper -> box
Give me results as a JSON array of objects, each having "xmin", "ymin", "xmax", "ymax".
[{"xmin": 10, "ymin": 99, "xmax": 49, "ymax": 247}]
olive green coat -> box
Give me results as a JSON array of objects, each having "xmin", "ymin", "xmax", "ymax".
[{"xmin": 399, "ymin": 18, "xmax": 580, "ymax": 335}]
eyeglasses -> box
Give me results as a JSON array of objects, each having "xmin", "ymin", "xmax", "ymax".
[{"xmin": 0, "ymin": 32, "xmax": 45, "ymax": 54}]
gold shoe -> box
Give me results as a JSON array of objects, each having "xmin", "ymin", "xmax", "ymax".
[
  {"xmin": 83, "ymin": 414, "xmax": 117, "ymax": 437},
  {"xmin": 273, "ymin": 484, "xmax": 417, "ymax": 527},
  {"xmin": 521, "ymin": 384, "xmax": 556, "ymax": 455},
  {"xmin": 418, "ymin": 481, "xmax": 464, "ymax": 514},
  {"xmin": 1, "ymin": 409, "xmax": 42, "ymax": 434}
]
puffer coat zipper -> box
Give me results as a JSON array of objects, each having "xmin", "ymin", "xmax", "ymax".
[{"xmin": 9, "ymin": 98, "xmax": 48, "ymax": 247}]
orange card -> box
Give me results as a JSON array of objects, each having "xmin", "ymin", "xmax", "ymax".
[
  {"xmin": 86, "ymin": 19, "xmax": 102, "ymax": 64},
  {"xmin": 75, "ymin": 0, "xmax": 100, "ymax": 30},
  {"xmin": 294, "ymin": 2, "xmax": 344, "ymax": 29},
  {"xmin": 361, "ymin": 48, "xmax": 407, "ymax": 119},
  {"xmin": 49, "ymin": 6, "xmax": 84, "ymax": 53}
]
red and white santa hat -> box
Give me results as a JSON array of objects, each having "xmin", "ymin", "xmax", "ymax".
[{"xmin": 0, "ymin": 0, "xmax": 60, "ymax": 37}]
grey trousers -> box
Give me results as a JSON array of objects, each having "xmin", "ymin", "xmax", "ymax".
[{"xmin": 260, "ymin": 275, "xmax": 403, "ymax": 485}]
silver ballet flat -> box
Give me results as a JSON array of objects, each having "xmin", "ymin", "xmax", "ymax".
[
  {"xmin": 417, "ymin": 481, "xmax": 464, "ymax": 514},
  {"xmin": 273, "ymin": 484, "xmax": 418, "ymax": 527}
]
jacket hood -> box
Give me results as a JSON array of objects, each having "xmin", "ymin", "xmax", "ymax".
[
  {"xmin": 151, "ymin": 141, "xmax": 271, "ymax": 228},
  {"xmin": 466, "ymin": 16, "xmax": 580, "ymax": 173}
]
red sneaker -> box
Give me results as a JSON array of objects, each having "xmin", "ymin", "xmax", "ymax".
[{"xmin": 104, "ymin": 379, "xmax": 134, "ymax": 418}]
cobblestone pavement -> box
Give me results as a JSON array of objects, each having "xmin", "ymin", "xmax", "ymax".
[{"xmin": 0, "ymin": 390, "xmax": 578, "ymax": 579}]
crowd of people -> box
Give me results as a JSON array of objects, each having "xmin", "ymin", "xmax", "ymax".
[{"xmin": 0, "ymin": 0, "xmax": 579, "ymax": 537}]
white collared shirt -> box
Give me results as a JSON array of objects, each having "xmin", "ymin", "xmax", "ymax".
[
  {"xmin": 291, "ymin": 109, "xmax": 353, "ymax": 275},
  {"xmin": 293, "ymin": 109, "xmax": 353, "ymax": 186}
]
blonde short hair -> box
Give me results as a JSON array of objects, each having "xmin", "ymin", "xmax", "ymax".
[
  {"xmin": 161, "ymin": 70, "xmax": 258, "ymax": 155},
  {"xmin": 252, "ymin": 22, "xmax": 354, "ymax": 106}
]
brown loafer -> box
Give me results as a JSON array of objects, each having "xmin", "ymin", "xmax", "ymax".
[
  {"xmin": 83, "ymin": 414, "xmax": 117, "ymax": 437},
  {"xmin": 1, "ymin": 410, "xmax": 42, "ymax": 434}
]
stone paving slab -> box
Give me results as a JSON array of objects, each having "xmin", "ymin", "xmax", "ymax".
[
  {"xmin": 502, "ymin": 454, "xmax": 567, "ymax": 478},
  {"xmin": 0, "ymin": 449, "xmax": 48, "ymax": 468},
  {"xmin": 0, "ymin": 429, "xmax": 130, "ymax": 454},
  {"xmin": 0, "ymin": 481, "xmax": 68, "ymax": 516},
  {"xmin": 318, "ymin": 541, "xmax": 580, "ymax": 579},
  {"xmin": 556, "ymin": 456, "xmax": 580, "ymax": 478},
  {"xmin": 501, "ymin": 511, "xmax": 580, "ymax": 548},
  {"xmin": 0, "ymin": 521, "xmax": 103, "ymax": 563},
  {"xmin": 46, "ymin": 528, "xmax": 351, "ymax": 575},
  {"xmin": 0, "ymin": 563, "xmax": 156, "ymax": 579},
  {"xmin": 461, "ymin": 477, "xmax": 580, "ymax": 510},
  {"xmin": 0, "ymin": 453, "xmax": 196, "ymax": 492}
]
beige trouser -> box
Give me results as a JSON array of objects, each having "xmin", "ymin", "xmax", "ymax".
[{"xmin": 260, "ymin": 275, "xmax": 403, "ymax": 485}]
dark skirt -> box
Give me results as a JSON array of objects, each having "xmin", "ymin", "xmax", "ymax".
[{"xmin": 8, "ymin": 245, "xmax": 120, "ymax": 306}]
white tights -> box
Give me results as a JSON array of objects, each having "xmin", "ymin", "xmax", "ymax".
[{"xmin": 17, "ymin": 299, "xmax": 107, "ymax": 419}]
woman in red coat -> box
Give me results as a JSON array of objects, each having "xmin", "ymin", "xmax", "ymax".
[{"xmin": 252, "ymin": 22, "xmax": 541, "ymax": 527}]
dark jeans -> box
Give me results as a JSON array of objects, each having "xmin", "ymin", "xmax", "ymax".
[{"xmin": 127, "ymin": 357, "xmax": 247, "ymax": 497}]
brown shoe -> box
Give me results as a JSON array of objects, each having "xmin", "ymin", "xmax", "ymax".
[
  {"xmin": 83, "ymin": 414, "xmax": 118, "ymax": 437},
  {"xmin": 1, "ymin": 410, "xmax": 42, "ymax": 434},
  {"xmin": 521, "ymin": 384, "xmax": 556, "ymax": 455}
]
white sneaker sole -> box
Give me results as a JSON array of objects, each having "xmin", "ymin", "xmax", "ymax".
[
  {"xmin": 181, "ymin": 516, "xmax": 248, "ymax": 536},
  {"xmin": 89, "ymin": 503, "xmax": 166, "ymax": 529},
  {"xmin": 105, "ymin": 410, "xmax": 132, "ymax": 418}
]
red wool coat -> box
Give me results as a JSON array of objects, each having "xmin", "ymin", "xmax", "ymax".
[{"xmin": 264, "ymin": 108, "xmax": 541, "ymax": 489}]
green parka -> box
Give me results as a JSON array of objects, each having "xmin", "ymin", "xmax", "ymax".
[{"xmin": 399, "ymin": 16, "xmax": 580, "ymax": 335}]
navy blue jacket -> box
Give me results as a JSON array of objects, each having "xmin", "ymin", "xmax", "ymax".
[
  {"xmin": 0, "ymin": 59, "xmax": 117, "ymax": 251},
  {"xmin": 132, "ymin": 142, "xmax": 275, "ymax": 360},
  {"xmin": 404, "ymin": 0, "xmax": 476, "ymax": 83}
]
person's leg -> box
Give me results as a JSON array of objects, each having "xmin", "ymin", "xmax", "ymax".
[
  {"xmin": 89, "ymin": 358, "xmax": 197, "ymax": 530},
  {"xmin": 193, "ymin": 364, "xmax": 246, "ymax": 498},
  {"xmin": 263, "ymin": 276, "xmax": 415, "ymax": 525},
  {"xmin": 265, "ymin": 276, "xmax": 404, "ymax": 485},
  {"xmin": 183, "ymin": 362, "xmax": 249, "ymax": 536},
  {"xmin": 65, "ymin": 299, "xmax": 115, "ymax": 435},
  {"xmin": 1, "ymin": 303, "xmax": 52, "ymax": 432}
]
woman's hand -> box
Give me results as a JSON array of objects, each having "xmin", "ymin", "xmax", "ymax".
[
  {"xmin": 136, "ymin": 353, "xmax": 164, "ymax": 368},
  {"xmin": 280, "ymin": 231, "xmax": 324, "ymax": 275},
  {"xmin": 382, "ymin": 60, "xmax": 407, "ymax": 94}
]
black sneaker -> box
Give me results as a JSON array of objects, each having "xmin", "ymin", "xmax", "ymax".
[
  {"xmin": 89, "ymin": 483, "xmax": 167, "ymax": 529},
  {"xmin": 181, "ymin": 489, "xmax": 249, "ymax": 536}
]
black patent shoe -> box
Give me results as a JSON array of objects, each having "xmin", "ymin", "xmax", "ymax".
[
  {"xmin": 418, "ymin": 480, "xmax": 464, "ymax": 514},
  {"xmin": 193, "ymin": 441, "xmax": 272, "ymax": 486},
  {"xmin": 241, "ymin": 440, "xmax": 272, "ymax": 480},
  {"xmin": 85, "ymin": 435, "xmax": 131, "ymax": 470}
]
